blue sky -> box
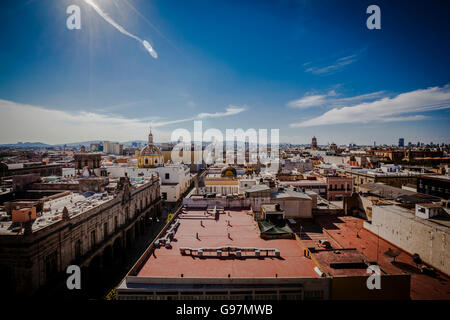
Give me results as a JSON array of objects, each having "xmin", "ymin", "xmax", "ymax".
[{"xmin": 0, "ymin": 0, "xmax": 449, "ymax": 145}]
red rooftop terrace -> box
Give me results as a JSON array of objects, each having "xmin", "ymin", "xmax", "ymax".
[
  {"xmin": 116, "ymin": 204, "xmax": 422, "ymax": 300},
  {"xmin": 136, "ymin": 207, "xmax": 318, "ymax": 279}
]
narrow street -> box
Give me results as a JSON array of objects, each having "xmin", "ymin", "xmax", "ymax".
[
  {"xmin": 99, "ymin": 206, "xmax": 171, "ymax": 299},
  {"xmin": 35, "ymin": 205, "xmax": 172, "ymax": 300}
]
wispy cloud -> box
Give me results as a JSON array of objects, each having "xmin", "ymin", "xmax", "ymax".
[
  {"xmin": 150, "ymin": 106, "xmax": 247, "ymax": 127},
  {"xmin": 197, "ymin": 106, "xmax": 246, "ymax": 118},
  {"xmin": 287, "ymin": 90, "xmax": 385, "ymax": 109},
  {"xmin": 84, "ymin": 0, "xmax": 157, "ymax": 58},
  {"xmin": 93, "ymin": 99, "xmax": 156, "ymax": 113},
  {"xmin": 0, "ymin": 99, "xmax": 156, "ymax": 144},
  {"xmin": 287, "ymin": 94, "xmax": 329, "ymax": 109},
  {"xmin": 304, "ymin": 54, "xmax": 358, "ymax": 75},
  {"xmin": 0, "ymin": 100, "xmax": 246, "ymax": 144},
  {"xmin": 290, "ymin": 85, "xmax": 450, "ymax": 127}
]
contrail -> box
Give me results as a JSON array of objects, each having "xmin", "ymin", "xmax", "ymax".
[{"xmin": 84, "ymin": 0, "xmax": 157, "ymax": 59}]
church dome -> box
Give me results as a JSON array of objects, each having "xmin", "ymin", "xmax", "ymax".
[
  {"xmin": 137, "ymin": 128, "xmax": 164, "ymax": 168},
  {"xmin": 221, "ymin": 166, "xmax": 237, "ymax": 177},
  {"xmin": 140, "ymin": 144, "xmax": 161, "ymax": 156}
]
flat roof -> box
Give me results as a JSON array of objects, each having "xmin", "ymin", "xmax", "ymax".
[
  {"xmin": 271, "ymin": 188, "xmax": 312, "ymax": 200},
  {"xmin": 279, "ymin": 180, "xmax": 327, "ymax": 186},
  {"xmin": 0, "ymin": 192, "xmax": 115, "ymax": 235},
  {"xmin": 419, "ymin": 174, "xmax": 450, "ymax": 182},
  {"xmin": 311, "ymin": 249, "xmax": 370, "ymax": 276},
  {"xmin": 377, "ymin": 204, "xmax": 450, "ymax": 234},
  {"xmin": 313, "ymin": 215, "xmax": 450, "ymax": 300},
  {"xmin": 135, "ymin": 208, "xmax": 319, "ymax": 279}
]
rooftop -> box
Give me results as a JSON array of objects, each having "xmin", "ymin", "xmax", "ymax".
[
  {"xmin": 313, "ymin": 215, "xmax": 450, "ymax": 300},
  {"xmin": 271, "ymin": 187, "xmax": 312, "ymax": 200},
  {"xmin": 245, "ymin": 184, "xmax": 271, "ymax": 193},
  {"xmin": 0, "ymin": 177, "xmax": 156, "ymax": 235},
  {"xmin": 345, "ymin": 168, "xmax": 419, "ymax": 177},
  {"xmin": 134, "ymin": 208, "xmax": 319, "ymax": 279},
  {"xmin": 0, "ymin": 191, "xmax": 114, "ymax": 235},
  {"xmin": 279, "ymin": 180, "xmax": 327, "ymax": 186},
  {"xmin": 360, "ymin": 183, "xmax": 441, "ymax": 203},
  {"xmin": 376, "ymin": 204, "xmax": 450, "ymax": 233}
]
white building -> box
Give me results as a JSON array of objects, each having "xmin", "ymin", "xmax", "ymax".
[
  {"xmin": 157, "ymin": 165, "xmax": 192, "ymax": 202},
  {"xmin": 102, "ymin": 164, "xmax": 192, "ymax": 203},
  {"xmin": 103, "ymin": 141, "xmax": 123, "ymax": 155},
  {"xmin": 415, "ymin": 203, "xmax": 442, "ymax": 219},
  {"xmin": 62, "ymin": 167, "xmax": 75, "ymax": 178},
  {"xmin": 238, "ymin": 179, "xmax": 258, "ymax": 193},
  {"xmin": 364, "ymin": 204, "xmax": 449, "ymax": 275},
  {"xmin": 282, "ymin": 157, "xmax": 313, "ymax": 172}
]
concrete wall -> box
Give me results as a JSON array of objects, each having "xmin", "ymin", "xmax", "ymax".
[
  {"xmin": 161, "ymin": 183, "xmax": 181, "ymax": 202},
  {"xmin": 364, "ymin": 205, "xmax": 450, "ymax": 275},
  {"xmin": 12, "ymin": 174, "xmax": 41, "ymax": 192},
  {"xmin": 62, "ymin": 168, "xmax": 75, "ymax": 178},
  {"xmin": 279, "ymin": 199, "xmax": 312, "ymax": 219},
  {"xmin": 183, "ymin": 197, "xmax": 251, "ymax": 209},
  {"xmin": 118, "ymin": 276, "xmax": 330, "ymax": 300},
  {"xmin": 331, "ymin": 274, "xmax": 410, "ymax": 300}
]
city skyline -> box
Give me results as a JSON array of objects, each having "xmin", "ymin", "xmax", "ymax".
[
  {"xmin": 0, "ymin": 0, "xmax": 449, "ymax": 145},
  {"xmin": 1, "ymin": 0, "xmax": 450, "ymax": 305}
]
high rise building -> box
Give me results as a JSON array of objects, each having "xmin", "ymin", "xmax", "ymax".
[
  {"xmin": 103, "ymin": 141, "xmax": 123, "ymax": 155},
  {"xmin": 398, "ymin": 138, "xmax": 405, "ymax": 147}
]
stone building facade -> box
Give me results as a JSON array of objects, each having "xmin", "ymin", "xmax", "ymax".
[
  {"xmin": 326, "ymin": 175, "xmax": 353, "ymax": 201},
  {"xmin": 342, "ymin": 169, "xmax": 417, "ymax": 191},
  {"xmin": 0, "ymin": 162, "xmax": 63, "ymax": 178},
  {"xmin": 0, "ymin": 176, "xmax": 162, "ymax": 296},
  {"xmin": 74, "ymin": 153, "xmax": 102, "ymax": 170}
]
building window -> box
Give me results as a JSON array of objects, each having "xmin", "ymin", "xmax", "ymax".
[
  {"xmin": 165, "ymin": 173, "xmax": 170, "ymax": 179},
  {"xmin": 91, "ymin": 230, "xmax": 96, "ymax": 249},
  {"xmin": 75, "ymin": 240, "xmax": 82, "ymax": 260},
  {"xmin": 103, "ymin": 222, "xmax": 108, "ymax": 240},
  {"xmin": 45, "ymin": 251, "xmax": 58, "ymax": 281},
  {"xmin": 162, "ymin": 192, "xmax": 167, "ymax": 200}
]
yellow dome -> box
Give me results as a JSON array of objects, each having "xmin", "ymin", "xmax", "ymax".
[
  {"xmin": 140, "ymin": 144, "xmax": 161, "ymax": 156},
  {"xmin": 137, "ymin": 128, "xmax": 164, "ymax": 168}
]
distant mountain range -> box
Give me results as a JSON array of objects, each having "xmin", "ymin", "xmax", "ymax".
[
  {"xmin": 0, "ymin": 142, "xmax": 52, "ymax": 148},
  {"xmin": 0, "ymin": 140, "xmax": 147, "ymax": 148},
  {"xmin": 0, "ymin": 140, "xmax": 300, "ymax": 149}
]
